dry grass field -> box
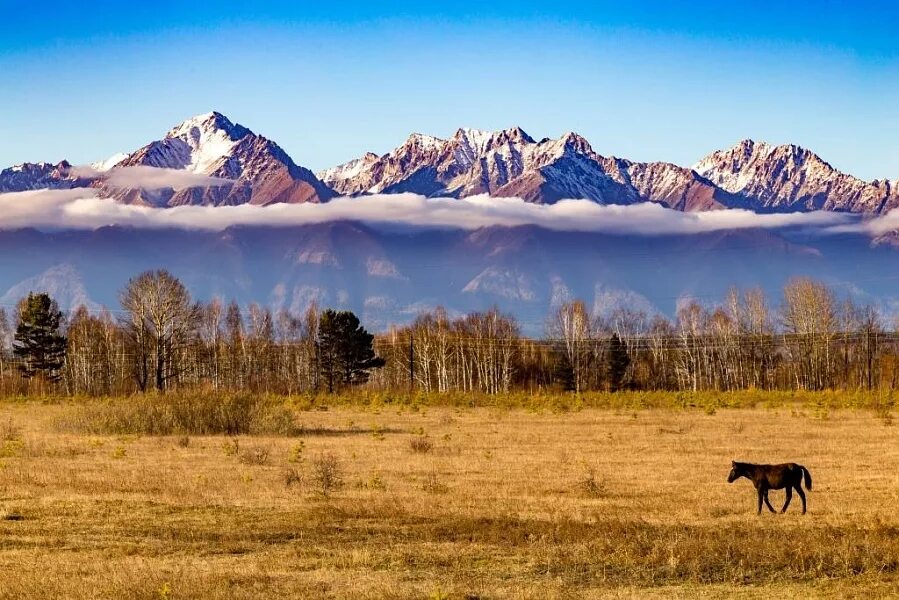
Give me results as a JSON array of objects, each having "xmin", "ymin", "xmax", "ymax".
[{"xmin": 1, "ymin": 396, "xmax": 899, "ymax": 598}]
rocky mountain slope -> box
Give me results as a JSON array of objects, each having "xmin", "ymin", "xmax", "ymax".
[
  {"xmin": 0, "ymin": 161, "xmax": 88, "ymax": 192},
  {"xmin": 101, "ymin": 112, "xmax": 335, "ymax": 207},
  {"xmin": 693, "ymin": 139, "xmax": 898, "ymax": 213},
  {"xmin": 322, "ymin": 127, "xmax": 896, "ymax": 213}
]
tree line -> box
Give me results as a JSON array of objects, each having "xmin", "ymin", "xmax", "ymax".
[{"xmin": 3, "ymin": 270, "xmax": 899, "ymax": 395}]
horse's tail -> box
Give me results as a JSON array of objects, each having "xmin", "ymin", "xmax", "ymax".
[{"xmin": 800, "ymin": 465, "xmax": 812, "ymax": 490}]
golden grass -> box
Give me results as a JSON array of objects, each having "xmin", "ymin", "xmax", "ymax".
[{"xmin": 1, "ymin": 396, "xmax": 899, "ymax": 598}]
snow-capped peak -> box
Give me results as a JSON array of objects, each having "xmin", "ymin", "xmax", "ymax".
[
  {"xmin": 316, "ymin": 152, "xmax": 379, "ymax": 184},
  {"xmin": 402, "ymin": 132, "xmax": 444, "ymax": 152},
  {"xmin": 454, "ymin": 127, "xmax": 493, "ymax": 151},
  {"xmin": 690, "ymin": 138, "xmax": 892, "ymax": 212},
  {"xmin": 162, "ymin": 111, "xmax": 252, "ymax": 174},
  {"xmin": 166, "ymin": 111, "xmax": 245, "ymax": 139},
  {"xmin": 91, "ymin": 152, "xmax": 129, "ymax": 172},
  {"xmin": 540, "ymin": 131, "xmax": 594, "ymax": 158}
]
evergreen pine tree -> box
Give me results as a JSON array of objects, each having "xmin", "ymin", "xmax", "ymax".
[
  {"xmin": 553, "ymin": 350, "xmax": 576, "ymax": 392},
  {"xmin": 607, "ymin": 333, "xmax": 630, "ymax": 392},
  {"xmin": 316, "ymin": 309, "xmax": 385, "ymax": 393},
  {"xmin": 13, "ymin": 292, "xmax": 67, "ymax": 381}
]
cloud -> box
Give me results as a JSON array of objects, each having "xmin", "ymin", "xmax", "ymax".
[
  {"xmin": 829, "ymin": 208, "xmax": 899, "ymax": 237},
  {"xmin": 106, "ymin": 166, "xmax": 233, "ymax": 190},
  {"xmin": 0, "ymin": 188, "xmax": 860, "ymax": 235},
  {"xmin": 69, "ymin": 165, "xmax": 234, "ymax": 190}
]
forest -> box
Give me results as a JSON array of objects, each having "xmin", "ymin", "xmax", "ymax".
[{"xmin": 1, "ymin": 270, "xmax": 896, "ymax": 396}]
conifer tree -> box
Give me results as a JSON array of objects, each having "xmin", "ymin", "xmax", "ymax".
[
  {"xmin": 13, "ymin": 292, "xmax": 67, "ymax": 381},
  {"xmin": 316, "ymin": 309, "xmax": 385, "ymax": 393},
  {"xmin": 607, "ymin": 333, "xmax": 630, "ymax": 392}
]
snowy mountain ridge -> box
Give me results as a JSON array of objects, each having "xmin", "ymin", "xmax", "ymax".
[{"xmin": 2, "ymin": 111, "xmax": 898, "ymax": 214}]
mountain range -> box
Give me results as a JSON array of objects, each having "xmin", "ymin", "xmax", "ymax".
[
  {"xmin": 0, "ymin": 111, "xmax": 898, "ymax": 329},
  {"xmin": 2, "ymin": 111, "xmax": 897, "ymax": 214}
]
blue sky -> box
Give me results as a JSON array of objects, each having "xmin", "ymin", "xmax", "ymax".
[{"xmin": 1, "ymin": 1, "xmax": 898, "ymax": 179}]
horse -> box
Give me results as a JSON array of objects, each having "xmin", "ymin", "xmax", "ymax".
[{"xmin": 727, "ymin": 461, "xmax": 812, "ymax": 514}]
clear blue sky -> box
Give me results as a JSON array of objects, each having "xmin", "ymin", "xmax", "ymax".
[{"xmin": 1, "ymin": 1, "xmax": 898, "ymax": 180}]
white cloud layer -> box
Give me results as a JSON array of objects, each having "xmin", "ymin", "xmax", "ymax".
[
  {"xmin": 828, "ymin": 208, "xmax": 899, "ymax": 237},
  {"xmin": 0, "ymin": 188, "xmax": 863, "ymax": 235},
  {"xmin": 70, "ymin": 165, "xmax": 233, "ymax": 190}
]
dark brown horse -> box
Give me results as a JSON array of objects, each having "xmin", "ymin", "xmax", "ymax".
[{"xmin": 727, "ymin": 461, "xmax": 812, "ymax": 514}]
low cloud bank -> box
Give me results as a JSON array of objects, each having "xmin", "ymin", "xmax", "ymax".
[
  {"xmin": 71, "ymin": 165, "xmax": 233, "ymax": 190},
  {"xmin": 829, "ymin": 208, "xmax": 899, "ymax": 237},
  {"xmin": 0, "ymin": 188, "xmax": 864, "ymax": 235}
]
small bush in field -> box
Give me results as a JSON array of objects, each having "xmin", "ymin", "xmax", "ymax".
[
  {"xmin": 422, "ymin": 470, "xmax": 448, "ymax": 494},
  {"xmin": 409, "ymin": 435, "xmax": 433, "ymax": 454},
  {"xmin": 0, "ymin": 417, "xmax": 24, "ymax": 458},
  {"xmin": 577, "ymin": 467, "xmax": 606, "ymax": 498},
  {"xmin": 222, "ymin": 438, "xmax": 240, "ymax": 457},
  {"xmin": 311, "ymin": 452, "xmax": 343, "ymax": 497},
  {"xmin": 239, "ymin": 444, "xmax": 271, "ymax": 466},
  {"xmin": 283, "ymin": 467, "xmax": 303, "ymax": 489},
  {"xmin": 157, "ymin": 582, "xmax": 172, "ymax": 600},
  {"xmin": 874, "ymin": 404, "xmax": 894, "ymax": 426},
  {"xmin": 287, "ymin": 441, "xmax": 305, "ymax": 463},
  {"xmin": 362, "ymin": 472, "xmax": 386, "ymax": 491},
  {"xmin": 0, "ymin": 419, "xmax": 22, "ymax": 442}
]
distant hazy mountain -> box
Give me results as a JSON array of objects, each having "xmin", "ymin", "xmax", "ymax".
[
  {"xmin": 0, "ymin": 263, "xmax": 99, "ymax": 312},
  {"xmin": 0, "ymin": 161, "xmax": 89, "ymax": 193},
  {"xmin": 0, "ymin": 223, "xmax": 892, "ymax": 334},
  {"xmin": 2, "ymin": 111, "xmax": 897, "ymax": 213}
]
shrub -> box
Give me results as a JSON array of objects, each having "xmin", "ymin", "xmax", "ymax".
[
  {"xmin": 62, "ymin": 391, "xmax": 298, "ymax": 436},
  {"xmin": 422, "ymin": 470, "xmax": 448, "ymax": 494},
  {"xmin": 577, "ymin": 467, "xmax": 606, "ymax": 498},
  {"xmin": 0, "ymin": 418, "xmax": 22, "ymax": 442},
  {"xmin": 222, "ymin": 438, "xmax": 240, "ymax": 456},
  {"xmin": 409, "ymin": 435, "xmax": 433, "ymax": 454},
  {"xmin": 359, "ymin": 472, "xmax": 386, "ymax": 491},
  {"xmin": 238, "ymin": 444, "xmax": 271, "ymax": 466},
  {"xmin": 311, "ymin": 452, "xmax": 343, "ymax": 497},
  {"xmin": 287, "ymin": 441, "xmax": 305, "ymax": 463},
  {"xmin": 283, "ymin": 467, "xmax": 303, "ymax": 489},
  {"xmin": 0, "ymin": 418, "xmax": 24, "ymax": 458}
]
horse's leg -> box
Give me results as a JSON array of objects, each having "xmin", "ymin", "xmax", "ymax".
[
  {"xmin": 781, "ymin": 486, "xmax": 793, "ymax": 513},
  {"xmin": 756, "ymin": 489, "xmax": 763, "ymax": 515},
  {"xmin": 763, "ymin": 490, "xmax": 776, "ymax": 513},
  {"xmin": 795, "ymin": 484, "xmax": 807, "ymax": 514}
]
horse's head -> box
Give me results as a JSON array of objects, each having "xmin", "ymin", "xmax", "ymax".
[{"xmin": 727, "ymin": 461, "xmax": 741, "ymax": 483}]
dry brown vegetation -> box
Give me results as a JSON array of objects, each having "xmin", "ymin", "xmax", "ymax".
[{"xmin": 1, "ymin": 393, "xmax": 899, "ymax": 598}]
